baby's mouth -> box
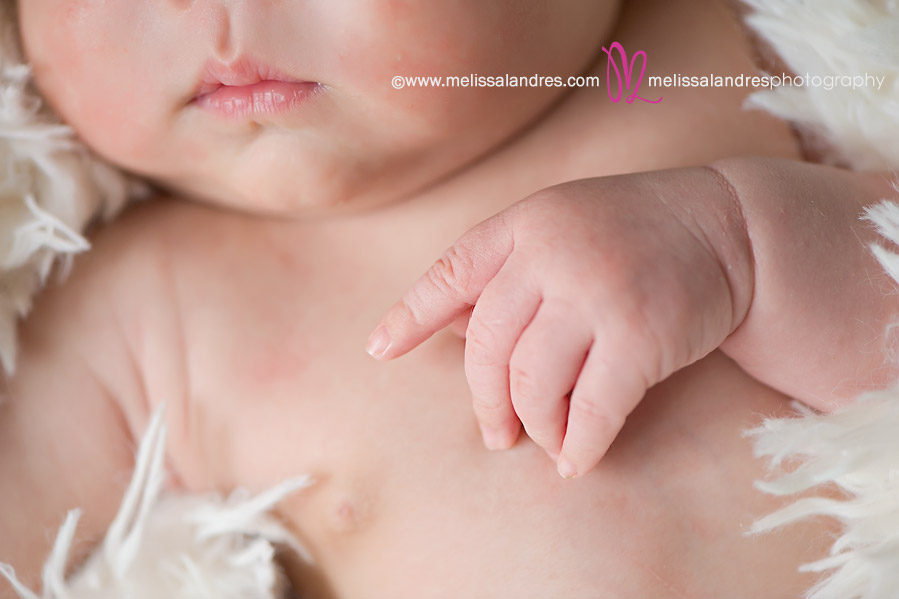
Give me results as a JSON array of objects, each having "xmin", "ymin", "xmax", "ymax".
[
  {"xmin": 190, "ymin": 55, "xmax": 322, "ymax": 119},
  {"xmin": 192, "ymin": 80, "xmax": 322, "ymax": 118}
]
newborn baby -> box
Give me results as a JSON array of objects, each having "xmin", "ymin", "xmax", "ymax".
[{"xmin": 1, "ymin": 0, "xmax": 897, "ymax": 596}]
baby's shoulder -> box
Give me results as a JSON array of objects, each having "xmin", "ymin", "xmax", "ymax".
[
  {"xmin": 19, "ymin": 196, "xmax": 207, "ymax": 431},
  {"xmin": 0, "ymin": 197, "xmax": 204, "ymax": 580},
  {"xmin": 59, "ymin": 195, "xmax": 290, "ymax": 440},
  {"xmin": 67, "ymin": 194, "xmax": 247, "ymax": 334}
]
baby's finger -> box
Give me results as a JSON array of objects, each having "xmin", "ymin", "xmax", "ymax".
[
  {"xmin": 508, "ymin": 303, "xmax": 592, "ymax": 459},
  {"xmin": 557, "ymin": 348, "xmax": 647, "ymax": 479},
  {"xmin": 366, "ymin": 216, "xmax": 514, "ymax": 360},
  {"xmin": 465, "ymin": 259, "xmax": 541, "ymax": 450}
]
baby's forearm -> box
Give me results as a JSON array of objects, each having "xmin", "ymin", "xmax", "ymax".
[{"xmin": 711, "ymin": 157, "xmax": 899, "ymax": 410}]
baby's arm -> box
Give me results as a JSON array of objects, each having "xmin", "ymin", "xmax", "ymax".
[
  {"xmin": 0, "ymin": 218, "xmax": 147, "ymax": 590},
  {"xmin": 368, "ymin": 157, "xmax": 899, "ymax": 477},
  {"xmin": 368, "ymin": 168, "xmax": 754, "ymax": 477},
  {"xmin": 712, "ymin": 157, "xmax": 899, "ymax": 410}
]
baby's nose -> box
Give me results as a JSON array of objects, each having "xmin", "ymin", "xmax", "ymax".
[{"xmin": 166, "ymin": 0, "xmax": 235, "ymax": 56}]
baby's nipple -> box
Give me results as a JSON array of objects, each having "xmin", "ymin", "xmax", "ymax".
[{"xmin": 329, "ymin": 494, "xmax": 370, "ymax": 534}]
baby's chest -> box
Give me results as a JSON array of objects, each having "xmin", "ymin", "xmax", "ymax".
[
  {"xmin": 176, "ymin": 242, "xmax": 416, "ymax": 395},
  {"xmin": 127, "ymin": 206, "xmax": 806, "ymax": 598},
  {"xmin": 152, "ymin": 222, "xmax": 470, "ymax": 478}
]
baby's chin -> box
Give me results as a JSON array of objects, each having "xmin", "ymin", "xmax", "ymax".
[{"xmin": 152, "ymin": 143, "xmax": 475, "ymax": 218}]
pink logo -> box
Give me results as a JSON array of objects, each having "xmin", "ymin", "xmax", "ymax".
[{"xmin": 603, "ymin": 42, "xmax": 662, "ymax": 104}]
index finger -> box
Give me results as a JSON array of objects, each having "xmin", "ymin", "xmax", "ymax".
[{"xmin": 366, "ymin": 214, "xmax": 514, "ymax": 360}]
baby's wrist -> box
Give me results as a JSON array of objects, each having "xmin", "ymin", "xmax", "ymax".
[
  {"xmin": 703, "ymin": 157, "xmax": 899, "ymax": 406},
  {"xmin": 692, "ymin": 160, "xmax": 756, "ymax": 338}
]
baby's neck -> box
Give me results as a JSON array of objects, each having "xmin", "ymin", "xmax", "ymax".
[{"xmin": 344, "ymin": 0, "xmax": 800, "ymax": 241}]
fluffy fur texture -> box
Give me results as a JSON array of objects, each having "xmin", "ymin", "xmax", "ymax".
[
  {"xmin": 748, "ymin": 200, "xmax": 899, "ymax": 599},
  {"xmin": 0, "ymin": 1, "xmax": 139, "ymax": 376},
  {"xmin": 741, "ymin": 1, "xmax": 899, "ymax": 598},
  {"xmin": 742, "ymin": 0, "xmax": 899, "ymax": 171},
  {"xmin": 0, "ymin": 4, "xmax": 311, "ymax": 596},
  {"xmin": 0, "ymin": 407, "xmax": 314, "ymax": 599}
]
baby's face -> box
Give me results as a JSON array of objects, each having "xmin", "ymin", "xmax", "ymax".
[{"xmin": 18, "ymin": 0, "xmax": 617, "ymax": 216}]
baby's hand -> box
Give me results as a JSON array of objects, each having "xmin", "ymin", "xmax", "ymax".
[{"xmin": 367, "ymin": 168, "xmax": 752, "ymax": 478}]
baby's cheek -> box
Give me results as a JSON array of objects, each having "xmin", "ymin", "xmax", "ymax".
[
  {"xmin": 23, "ymin": 3, "xmax": 163, "ymax": 165},
  {"xmin": 329, "ymin": 1, "xmax": 482, "ymax": 100},
  {"xmin": 326, "ymin": 0, "xmax": 568, "ymax": 153}
]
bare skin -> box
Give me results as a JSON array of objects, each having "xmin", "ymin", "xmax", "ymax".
[{"xmin": 1, "ymin": 0, "xmax": 885, "ymax": 596}]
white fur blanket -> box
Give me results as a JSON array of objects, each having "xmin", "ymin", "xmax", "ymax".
[
  {"xmin": 740, "ymin": 2, "xmax": 899, "ymax": 597},
  {"xmin": 0, "ymin": 407, "xmax": 313, "ymax": 598},
  {"xmin": 0, "ymin": 4, "xmax": 309, "ymax": 596},
  {"xmin": 0, "ymin": 1, "xmax": 137, "ymax": 376}
]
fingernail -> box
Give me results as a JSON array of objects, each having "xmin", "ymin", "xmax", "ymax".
[
  {"xmin": 557, "ymin": 457, "xmax": 578, "ymax": 479},
  {"xmin": 365, "ymin": 325, "xmax": 392, "ymax": 359},
  {"xmin": 481, "ymin": 425, "xmax": 509, "ymax": 451}
]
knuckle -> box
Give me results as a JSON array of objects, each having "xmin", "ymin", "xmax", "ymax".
[
  {"xmin": 399, "ymin": 284, "xmax": 432, "ymax": 328},
  {"xmin": 464, "ymin": 319, "xmax": 503, "ymax": 367},
  {"xmin": 516, "ymin": 185, "xmax": 583, "ymax": 225},
  {"xmin": 613, "ymin": 317, "xmax": 666, "ymax": 388},
  {"xmin": 508, "ymin": 362, "xmax": 541, "ymax": 406},
  {"xmin": 569, "ymin": 395, "xmax": 624, "ymax": 437},
  {"xmin": 471, "ymin": 394, "xmax": 511, "ymax": 427},
  {"xmin": 511, "ymin": 195, "xmax": 556, "ymax": 234},
  {"xmin": 472, "ymin": 393, "xmax": 506, "ymax": 414},
  {"xmin": 523, "ymin": 423, "xmax": 558, "ymax": 448},
  {"xmin": 427, "ymin": 245, "xmax": 474, "ymax": 296},
  {"xmin": 597, "ymin": 306, "xmax": 661, "ymax": 385},
  {"xmin": 520, "ymin": 187, "xmax": 563, "ymax": 212}
]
